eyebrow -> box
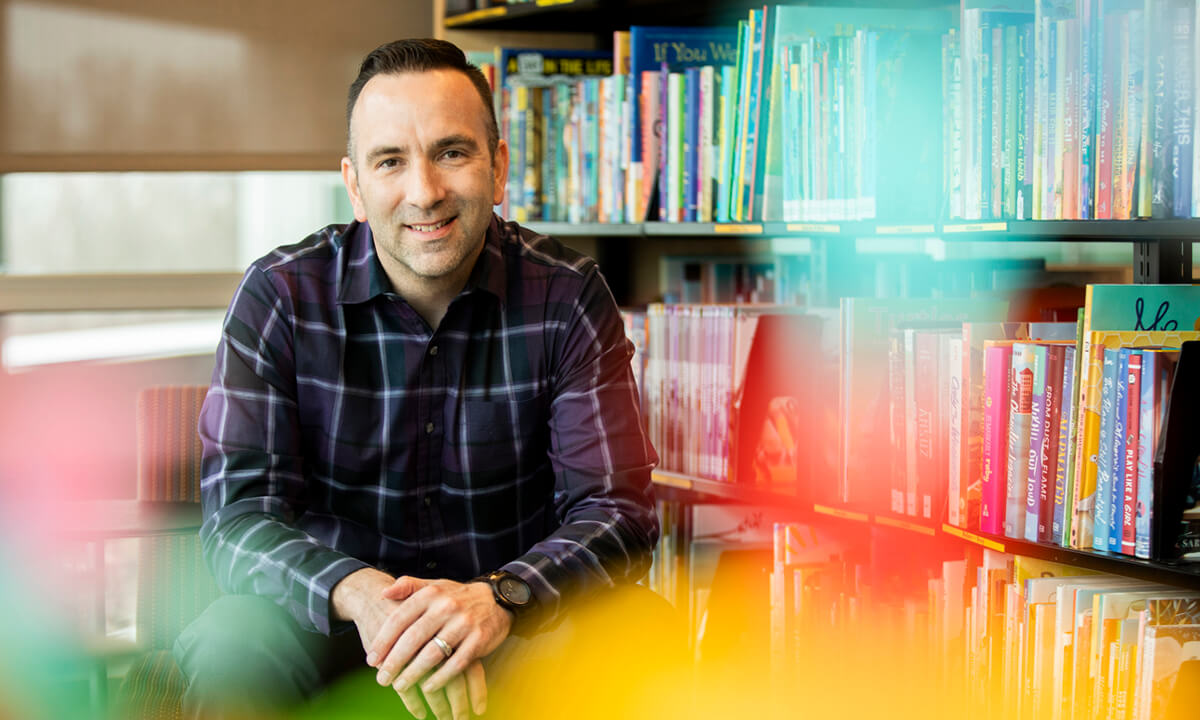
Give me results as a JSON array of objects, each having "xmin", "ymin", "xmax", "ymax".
[{"xmin": 364, "ymin": 135, "xmax": 481, "ymax": 164}]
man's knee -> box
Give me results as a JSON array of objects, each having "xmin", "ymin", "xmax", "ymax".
[{"xmin": 173, "ymin": 594, "xmax": 330, "ymax": 715}]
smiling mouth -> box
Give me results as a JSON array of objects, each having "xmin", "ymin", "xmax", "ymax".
[{"xmin": 407, "ymin": 218, "xmax": 455, "ymax": 232}]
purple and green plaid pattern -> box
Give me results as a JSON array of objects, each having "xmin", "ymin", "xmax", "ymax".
[{"xmin": 199, "ymin": 215, "xmax": 658, "ymax": 636}]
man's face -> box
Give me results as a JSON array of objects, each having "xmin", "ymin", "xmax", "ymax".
[{"xmin": 342, "ymin": 69, "xmax": 507, "ymax": 289}]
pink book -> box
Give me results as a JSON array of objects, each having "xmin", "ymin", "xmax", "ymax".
[
  {"xmin": 981, "ymin": 342, "xmax": 1014, "ymax": 535},
  {"xmin": 1120, "ymin": 352, "xmax": 1141, "ymax": 554}
]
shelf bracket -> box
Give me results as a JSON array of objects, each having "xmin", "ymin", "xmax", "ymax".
[{"xmin": 1134, "ymin": 238, "xmax": 1193, "ymax": 284}]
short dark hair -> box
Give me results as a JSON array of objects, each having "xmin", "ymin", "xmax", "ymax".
[{"xmin": 346, "ymin": 38, "xmax": 498, "ymax": 159}]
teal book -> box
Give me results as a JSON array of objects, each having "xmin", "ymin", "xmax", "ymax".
[{"xmin": 763, "ymin": 5, "xmax": 951, "ymax": 221}]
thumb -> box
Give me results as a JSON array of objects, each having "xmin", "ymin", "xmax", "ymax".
[{"xmin": 381, "ymin": 575, "xmax": 428, "ymax": 601}]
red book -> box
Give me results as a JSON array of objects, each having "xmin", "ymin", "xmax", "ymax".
[
  {"xmin": 1120, "ymin": 351, "xmax": 1141, "ymax": 554},
  {"xmin": 981, "ymin": 342, "xmax": 1013, "ymax": 535}
]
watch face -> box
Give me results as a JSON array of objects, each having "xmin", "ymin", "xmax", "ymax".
[{"xmin": 498, "ymin": 576, "xmax": 532, "ymax": 605}]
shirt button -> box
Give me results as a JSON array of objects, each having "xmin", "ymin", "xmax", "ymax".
[
  {"xmin": 426, "ymin": 560, "xmax": 438, "ymax": 570},
  {"xmin": 424, "ymin": 496, "xmax": 432, "ymax": 507},
  {"xmin": 429, "ymin": 345, "xmax": 439, "ymax": 356},
  {"xmin": 425, "ymin": 422, "xmax": 434, "ymax": 434}
]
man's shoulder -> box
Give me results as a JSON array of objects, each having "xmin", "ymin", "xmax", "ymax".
[
  {"xmin": 496, "ymin": 218, "xmax": 597, "ymax": 281},
  {"xmin": 250, "ymin": 223, "xmax": 352, "ymax": 277}
]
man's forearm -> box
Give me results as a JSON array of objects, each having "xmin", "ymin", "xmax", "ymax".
[{"xmin": 331, "ymin": 566, "xmax": 396, "ymax": 622}]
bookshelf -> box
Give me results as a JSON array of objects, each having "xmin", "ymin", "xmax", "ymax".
[{"xmin": 447, "ymin": 1, "xmax": 1200, "ymax": 715}]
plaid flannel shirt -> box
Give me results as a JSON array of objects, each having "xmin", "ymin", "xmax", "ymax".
[{"xmin": 198, "ymin": 215, "xmax": 658, "ymax": 636}]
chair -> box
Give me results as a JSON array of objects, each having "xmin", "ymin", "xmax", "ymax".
[{"xmin": 114, "ymin": 385, "xmax": 221, "ymax": 720}]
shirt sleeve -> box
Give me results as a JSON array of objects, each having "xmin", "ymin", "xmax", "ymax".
[
  {"xmin": 500, "ymin": 264, "xmax": 660, "ymax": 634},
  {"xmin": 198, "ymin": 264, "xmax": 369, "ymax": 636}
]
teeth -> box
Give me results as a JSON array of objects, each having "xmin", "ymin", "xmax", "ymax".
[{"xmin": 410, "ymin": 219, "xmax": 451, "ymax": 232}]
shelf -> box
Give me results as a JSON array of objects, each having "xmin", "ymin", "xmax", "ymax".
[
  {"xmin": 524, "ymin": 222, "xmax": 642, "ymax": 237},
  {"xmin": 508, "ymin": 219, "xmax": 1200, "ymax": 241},
  {"xmin": 941, "ymin": 524, "xmax": 1200, "ymax": 591},
  {"xmin": 650, "ymin": 470, "xmax": 802, "ymax": 507},
  {"xmin": 443, "ymin": 0, "xmax": 603, "ymax": 31}
]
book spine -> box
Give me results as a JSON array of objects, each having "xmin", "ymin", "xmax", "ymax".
[
  {"xmin": 1062, "ymin": 19, "xmax": 1079, "ymax": 219},
  {"xmin": 981, "ymin": 345, "xmax": 1012, "ymax": 536},
  {"xmin": 1134, "ymin": 350, "xmax": 1156, "ymax": 558},
  {"xmin": 1092, "ymin": 346, "xmax": 1118, "ymax": 552},
  {"xmin": 889, "ymin": 333, "xmax": 907, "ymax": 515},
  {"xmin": 1024, "ymin": 344, "xmax": 1048, "ymax": 542},
  {"xmin": 1096, "ymin": 17, "xmax": 1116, "ymax": 220},
  {"xmin": 905, "ymin": 329, "xmax": 920, "ymax": 517},
  {"xmin": 1120, "ymin": 351, "xmax": 1141, "ymax": 555},
  {"xmin": 1005, "ymin": 343, "xmax": 1033, "ymax": 538},
  {"xmin": 684, "ymin": 67, "xmax": 699, "ymax": 222},
  {"xmin": 980, "ymin": 20, "xmax": 993, "ymax": 219},
  {"xmin": 1038, "ymin": 345, "xmax": 1065, "ymax": 544},
  {"xmin": 1150, "ymin": 0, "xmax": 1174, "ymax": 219},
  {"xmin": 1018, "ymin": 23, "xmax": 1033, "ymax": 219},
  {"xmin": 1033, "ymin": 13, "xmax": 1046, "ymax": 219},
  {"xmin": 991, "ymin": 26, "xmax": 1004, "ymax": 218},
  {"xmin": 917, "ymin": 332, "xmax": 940, "ymax": 520},
  {"xmin": 700, "ymin": 65, "xmax": 715, "ymax": 223},
  {"xmin": 1004, "ymin": 24, "xmax": 1019, "ymax": 218},
  {"xmin": 667, "ymin": 72, "xmax": 684, "ymax": 222},
  {"xmin": 1079, "ymin": 0, "xmax": 1095, "ymax": 219},
  {"xmin": 1062, "ymin": 313, "xmax": 1084, "ymax": 546},
  {"xmin": 1172, "ymin": 1, "xmax": 1194, "ymax": 218},
  {"xmin": 718, "ymin": 64, "xmax": 737, "ymax": 223},
  {"xmin": 1113, "ymin": 15, "xmax": 1131, "ymax": 218},
  {"xmin": 1072, "ymin": 325, "xmax": 1104, "ymax": 549},
  {"xmin": 1053, "ymin": 345, "xmax": 1076, "ymax": 545},
  {"xmin": 949, "ymin": 336, "xmax": 965, "ymax": 528},
  {"xmin": 1108, "ymin": 348, "xmax": 1129, "ymax": 553},
  {"xmin": 1127, "ymin": 9, "xmax": 1146, "ymax": 217},
  {"xmin": 1051, "ymin": 19, "xmax": 1065, "ymax": 219}
]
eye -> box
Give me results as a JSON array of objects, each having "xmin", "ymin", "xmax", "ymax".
[
  {"xmin": 377, "ymin": 157, "xmax": 401, "ymax": 170},
  {"xmin": 441, "ymin": 149, "xmax": 466, "ymax": 161}
]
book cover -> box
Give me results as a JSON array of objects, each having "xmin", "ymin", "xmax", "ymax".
[
  {"xmin": 1170, "ymin": 0, "xmax": 1195, "ymax": 218},
  {"xmin": 1134, "ymin": 349, "xmax": 1162, "ymax": 559},
  {"xmin": 839, "ymin": 298, "xmax": 1009, "ymax": 511},
  {"xmin": 1119, "ymin": 350, "xmax": 1141, "ymax": 554},
  {"xmin": 1053, "ymin": 344, "xmax": 1076, "ymax": 545},
  {"xmin": 1092, "ymin": 346, "xmax": 1120, "ymax": 552},
  {"xmin": 964, "ymin": 323, "xmax": 1035, "ymax": 533},
  {"xmin": 1107, "ymin": 347, "xmax": 1131, "ymax": 553},
  {"xmin": 1071, "ymin": 284, "xmax": 1200, "ymax": 548},
  {"xmin": 1024, "ymin": 342, "xmax": 1049, "ymax": 541},
  {"xmin": 982, "ymin": 341, "xmax": 1014, "ymax": 535},
  {"xmin": 628, "ymin": 26, "xmax": 739, "ymax": 219},
  {"xmin": 1005, "ymin": 342, "xmax": 1035, "ymax": 538},
  {"xmin": 1037, "ymin": 344, "xmax": 1066, "ymax": 543}
]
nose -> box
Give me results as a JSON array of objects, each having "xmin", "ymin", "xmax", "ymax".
[{"xmin": 403, "ymin": 157, "xmax": 447, "ymax": 211}]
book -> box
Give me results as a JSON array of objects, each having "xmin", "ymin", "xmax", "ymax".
[
  {"xmin": 629, "ymin": 26, "xmax": 739, "ymax": 222},
  {"xmin": 1005, "ymin": 342, "xmax": 1036, "ymax": 539},
  {"xmin": 839, "ymin": 298, "xmax": 1008, "ymax": 512},
  {"xmin": 982, "ymin": 341, "xmax": 1014, "ymax": 535}
]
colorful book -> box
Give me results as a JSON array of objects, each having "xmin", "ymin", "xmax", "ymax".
[{"xmin": 982, "ymin": 341, "xmax": 1014, "ymax": 535}]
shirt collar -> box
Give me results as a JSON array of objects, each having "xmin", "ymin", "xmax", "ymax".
[{"xmin": 336, "ymin": 215, "xmax": 508, "ymax": 307}]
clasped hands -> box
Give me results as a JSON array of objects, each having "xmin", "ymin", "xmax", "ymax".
[{"xmin": 336, "ymin": 568, "xmax": 514, "ymax": 720}]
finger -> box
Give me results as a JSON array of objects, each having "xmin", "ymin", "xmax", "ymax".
[
  {"xmin": 424, "ymin": 686, "xmax": 453, "ymax": 720},
  {"xmin": 393, "ymin": 638, "xmax": 454, "ymax": 694},
  {"xmin": 395, "ymin": 683, "xmax": 428, "ymax": 720},
  {"xmin": 371, "ymin": 602, "xmax": 431, "ymax": 680},
  {"xmin": 382, "ymin": 575, "xmax": 429, "ymax": 602},
  {"xmin": 441, "ymin": 673, "xmax": 469, "ymax": 720},
  {"xmin": 421, "ymin": 636, "xmax": 476, "ymax": 693},
  {"xmin": 465, "ymin": 660, "xmax": 487, "ymax": 716}
]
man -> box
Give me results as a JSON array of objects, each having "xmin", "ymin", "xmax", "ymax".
[{"xmin": 178, "ymin": 39, "xmax": 671, "ymax": 720}]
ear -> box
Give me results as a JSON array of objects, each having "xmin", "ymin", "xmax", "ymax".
[
  {"xmin": 491, "ymin": 139, "xmax": 509, "ymax": 207},
  {"xmin": 341, "ymin": 156, "xmax": 368, "ymax": 222}
]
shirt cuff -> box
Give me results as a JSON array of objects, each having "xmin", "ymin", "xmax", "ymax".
[{"xmin": 309, "ymin": 554, "xmax": 373, "ymax": 636}]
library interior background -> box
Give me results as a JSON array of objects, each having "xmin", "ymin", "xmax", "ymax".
[{"xmin": 3, "ymin": 0, "xmax": 1200, "ymax": 718}]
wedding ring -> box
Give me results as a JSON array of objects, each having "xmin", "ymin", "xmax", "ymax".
[{"xmin": 431, "ymin": 635, "xmax": 453, "ymax": 658}]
